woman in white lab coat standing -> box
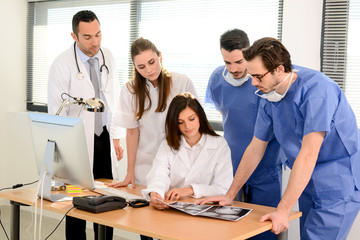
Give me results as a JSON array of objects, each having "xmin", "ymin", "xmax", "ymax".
[
  {"xmin": 142, "ymin": 92, "xmax": 233, "ymax": 210},
  {"xmin": 110, "ymin": 38, "xmax": 198, "ymax": 187}
]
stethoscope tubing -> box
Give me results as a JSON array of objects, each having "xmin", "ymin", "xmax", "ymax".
[{"xmin": 73, "ymin": 42, "xmax": 110, "ymax": 92}]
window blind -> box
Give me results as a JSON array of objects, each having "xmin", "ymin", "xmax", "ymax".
[
  {"xmin": 27, "ymin": 0, "xmax": 283, "ymax": 126},
  {"xmin": 322, "ymin": 0, "xmax": 360, "ymax": 126},
  {"xmin": 321, "ymin": 0, "xmax": 349, "ymax": 89}
]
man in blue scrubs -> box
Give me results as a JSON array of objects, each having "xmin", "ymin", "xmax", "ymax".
[
  {"xmin": 200, "ymin": 37, "xmax": 360, "ymax": 239},
  {"xmin": 205, "ymin": 30, "xmax": 284, "ymax": 240}
]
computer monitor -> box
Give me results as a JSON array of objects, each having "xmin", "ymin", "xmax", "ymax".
[{"xmin": 28, "ymin": 112, "xmax": 95, "ymax": 202}]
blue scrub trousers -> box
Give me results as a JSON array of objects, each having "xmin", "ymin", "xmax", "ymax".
[{"xmin": 299, "ymin": 187, "xmax": 360, "ymax": 240}]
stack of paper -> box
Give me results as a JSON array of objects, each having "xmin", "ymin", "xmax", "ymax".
[{"xmin": 65, "ymin": 185, "xmax": 83, "ymax": 195}]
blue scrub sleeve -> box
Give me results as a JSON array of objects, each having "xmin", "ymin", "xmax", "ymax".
[
  {"xmin": 204, "ymin": 82, "xmax": 219, "ymax": 111},
  {"xmin": 299, "ymin": 96, "xmax": 335, "ymax": 136},
  {"xmin": 254, "ymin": 100, "xmax": 274, "ymax": 142},
  {"xmin": 204, "ymin": 70, "xmax": 221, "ymax": 111},
  {"xmin": 293, "ymin": 76, "xmax": 339, "ymax": 136},
  {"xmin": 205, "ymin": 79, "xmax": 214, "ymax": 104}
]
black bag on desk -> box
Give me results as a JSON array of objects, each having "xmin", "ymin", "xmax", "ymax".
[{"xmin": 73, "ymin": 195, "xmax": 127, "ymax": 213}]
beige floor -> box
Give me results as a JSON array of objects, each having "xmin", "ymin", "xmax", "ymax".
[{"xmin": 0, "ymin": 204, "xmax": 139, "ymax": 240}]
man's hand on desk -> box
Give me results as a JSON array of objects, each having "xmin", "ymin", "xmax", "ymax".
[
  {"xmin": 108, "ymin": 172, "xmax": 136, "ymax": 188},
  {"xmin": 259, "ymin": 209, "xmax": 290, "ymax": 234},
  {"xmin": 196, "ymin": 195, "xmax": 233, "ymax": 206},
  {"xmin": 150, "ymin": 192, "xmax": 169, "ymax": 210}
]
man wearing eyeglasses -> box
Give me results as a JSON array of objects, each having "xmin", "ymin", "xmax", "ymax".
[
  {"xmin": 205, "ymin": 29, "xmax": 284, "ymax": 240},
  {"xmin": 200, "ymin": 37, "xmax": 360, "ymax": 240}
]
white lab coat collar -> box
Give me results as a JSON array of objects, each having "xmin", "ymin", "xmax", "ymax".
[
  {"xmin": 178, "ymin": 134, "xmax": 213, "ymax": 171},
  {"xmin": 181, "ymin": 133, "xmax": 219, "ymax": 150},
  {"xmin": 181, "ymin": 133, "xmax": 206, "ymax": 150}
]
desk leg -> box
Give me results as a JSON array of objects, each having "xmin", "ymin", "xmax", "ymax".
[
  {"xmin": 98, "ymin": 224, "xmax": 106, "ymax": 240},
  {"xmin": 10, "ymin": 201, "xmax": 20, "ymax": 240},
  {"xmin": 278, "ymin": 230, "xmax": 288, "ymax": 240}
]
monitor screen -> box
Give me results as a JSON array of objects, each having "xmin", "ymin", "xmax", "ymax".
[{"xmin": 28, "ymin": 112, "xmax": 94, "ymax": 201}]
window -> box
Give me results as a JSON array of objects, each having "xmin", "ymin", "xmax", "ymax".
[
  {"xmin": 27, "ymin": 0, "xmax": 283, "ymax": 127},
  {"xmin": 322, "ymin": 0, "xmax": 360, "ymax": 126}
]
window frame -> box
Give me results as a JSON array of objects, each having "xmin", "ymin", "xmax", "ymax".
[
  {"xmin": 321, "ymin": 0, "xmax": 349, "ymax": 90},
  {"xmin": 26, "ymin": 0, "xmax": 284, "ymax": 131}
]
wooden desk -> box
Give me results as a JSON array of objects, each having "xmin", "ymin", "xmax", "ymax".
[{"xmin": 0, "ymin": 183, "xmax": 301, "ymax": 240}]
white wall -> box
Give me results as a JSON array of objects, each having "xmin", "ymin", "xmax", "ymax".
[
  {"xmin": 282, "ymin": 0, "xmax": 323, "ymax": 70},
  {"xmin": 0, "ymin": 0, "xmax": 359, "ymax": 239},
  {"xmin": 281, "ymin": 0, "xmax": 323, "ymax": 239},
  {"xmin": 282, "ymin": 1, "xmax": 360, "ymax": 239},
  {"xmin": 0, "ymin": 0, "xmax": 32, "ymax": 205}
]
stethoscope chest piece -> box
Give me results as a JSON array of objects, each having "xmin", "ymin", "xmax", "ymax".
[
  {"xmin": 77, "ymin": 72, "xmax": 84, "ymax": 80},
  {"xmin": 73, "ymin": 42, "xmax": 109, "ymax": 91}
]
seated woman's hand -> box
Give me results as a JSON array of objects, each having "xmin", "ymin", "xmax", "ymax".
[
  {"xmin": 150, "ymin": 192, "xmax": 169, "ymax": 210},
  {"xmin": 196, "ymin": 195, "xmax": 233, "ymax": 206},
  {"xmin": 165, "ymin": 187, "xmax": 194, "ymax": 201}
]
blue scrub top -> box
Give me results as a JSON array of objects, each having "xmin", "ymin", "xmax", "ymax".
[
  {"xmin": 254, "ymin": 65, "xmax": 360, "ymax": 200},
  {"xmin": 206, "ymin": 66, "xmax": 284, "ymax": 183}
]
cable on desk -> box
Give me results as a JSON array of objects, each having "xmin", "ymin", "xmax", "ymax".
[
  {"xmin": 0, "ymin": 214, "xmax": 10, "ymax": 240},
  {"xmin": 0, "ymin": 179, "xmax": 39, "ymax": 191},
  {"xmin": 45, "ymin": 206, "xmax": 76, "ymax": 240},
  {"xmin": 34, "ymin": 170, "xmax": 46, "ymax": 240}
]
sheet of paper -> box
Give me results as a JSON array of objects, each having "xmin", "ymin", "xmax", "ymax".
[{"xmin": 156, "ymin": 199, "xmax": 252, "ymax": 221}]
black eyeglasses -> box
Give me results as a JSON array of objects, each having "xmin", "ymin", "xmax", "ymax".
[{"xmin": 251, "ymin": 69, "xmax": 272, "ymax": 82}]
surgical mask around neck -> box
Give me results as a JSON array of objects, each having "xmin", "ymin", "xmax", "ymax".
[
  {"xmin": 222, "ymin": 67, "xmax": 250, "ymax": 87},
  {"xmin": 255, "ymin": 71, "xmax": 294, "ymax": 102}
]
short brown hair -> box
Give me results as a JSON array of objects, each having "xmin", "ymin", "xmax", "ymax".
[
  {"xmin": 243, "ymin": 37, "xmax": 292, "ymax": 73},
  {"xmin": 165, "ymin": 92, "xmax": 219, "ymax": 150},
  {"xmin": 220, "ymin": 29, "xmax": 250, "ymax": 51},
  {"xmin": 72, "ymin": 10, "xmax": 99, "ymax": 37}
]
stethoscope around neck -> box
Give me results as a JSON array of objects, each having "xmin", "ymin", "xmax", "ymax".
[{"xmin": 73, "ymin": 42, "xmax": 110, "ymax": 92}]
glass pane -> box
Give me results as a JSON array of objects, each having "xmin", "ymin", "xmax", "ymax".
[
  {"xmin": 29, "ymin": 2, "xmax": 131, "ymax": 104},
  {"xmin": 346, "ymin": 0, "xmax": 360, "ymax": 126},
  {"xmin": 28, "ymin": 0, "xmax": 281, "ymax": 124},
  {"xmin": 139, "ymin": 0, "xmax": 281, "ymax": 121}
]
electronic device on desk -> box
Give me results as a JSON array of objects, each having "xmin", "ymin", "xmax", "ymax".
[
  {"xmin": 93, "ymin": 186, "xmax": 145, "ymax": 201},
  {"xmin": 73, "ymin": 195, "xmax": 127, "ymax": 213},
  {"xmin": 93, "ymin": 187, "xmax": 149, "ymax": 208},
  {"xmin": 28, "ymin": 112, "xmax": 95, "ymax": 202}
]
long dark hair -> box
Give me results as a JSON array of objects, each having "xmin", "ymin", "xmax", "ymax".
[
  {"xmin": 165, "ymin": 92, "xmax": 219, "ymax": 150},
  {"xmin": 128, "ymin": 38, "xmax": 172, "ymax": 121}
]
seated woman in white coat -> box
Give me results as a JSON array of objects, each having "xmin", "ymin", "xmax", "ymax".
[{"xmin": 142, "ymin": 92, "xmax": 233, "ymax": 210}]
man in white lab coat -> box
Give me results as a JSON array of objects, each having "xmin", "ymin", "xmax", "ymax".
[{"xmin": 47, "ymin": 10, "xmax": 123, "ymax": 240}]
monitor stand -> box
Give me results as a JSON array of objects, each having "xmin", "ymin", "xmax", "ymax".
[{"xmin": 38, "ymin": 140, "xmax": 71, "ymax": 202}]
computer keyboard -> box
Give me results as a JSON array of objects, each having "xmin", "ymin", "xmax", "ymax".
[{"xmin": 93, "ymin": 186, "xmax": 145, "ymax": 201}]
